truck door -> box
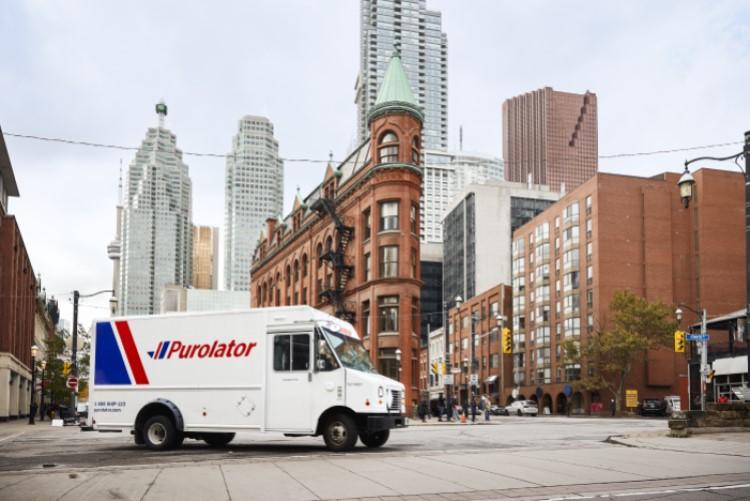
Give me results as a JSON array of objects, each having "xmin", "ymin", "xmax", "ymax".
[{"xmin": 266, "ymin": 332, "xmax": 313, "ymax": 432}]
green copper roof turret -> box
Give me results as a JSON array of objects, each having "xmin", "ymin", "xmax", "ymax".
[{"xmin": 367, "ymin": 54, "xmax": 424, "ymax": 125}]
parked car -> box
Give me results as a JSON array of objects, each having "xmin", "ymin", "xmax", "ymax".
[
  {"xmin": 508, "ymin": 400, "xmax": 538, "ymax": 416},
  {"xmin": 664, "ymin": 395, "xmax": 681, "ymax": 415},
  {"xmin": 490, "ymin": 405, "xmax": 509, "ymax": 416},
  {"xmin": 639, "ymin": 398, "xmax": 668, "ymax": 416}
]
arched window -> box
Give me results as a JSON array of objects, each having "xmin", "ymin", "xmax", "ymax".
[
  {"xmin": 378, "ymin": 131, "xmax": 399, "ymax": 163},
  {"xmin": 302, "ymin": 254, "xmax": 308, "ymax": 278},
  {"xmin": 316, "ymin": 243, "xmax": 323, "ymax": 267},
  {"xmin": 411, "ymin": 136, "xmax": 420, "ymax": 164},
  {"xmin": 293, "ymin": 260, "xmax": 299, "ymax": 282},
  {"xmin": 285, "ymin": 265, "xmax": 291, "ymax": 285},
  {"xmin": 325, "ymin": 236, "xmax": 333, "ymax": 253}
]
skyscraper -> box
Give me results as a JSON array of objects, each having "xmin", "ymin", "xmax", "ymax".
[
  {"xmin": 356, "ymin": 0, "xmax": 448, "ymax": 150},
  {"xmin": 421, "ymin": 149, "xmax": 504, "ymax": 243},
  {"xmin": 118, "ymin": 102, "xmax": 193, "ymax": 315},
  {"xmin": 192, "ymin": 225, "xmax": 219, "ymax": 289},
  {"xmin": 224, "ymin": 116, "xmax": 283, "ymax": 291},
  {"xmin": 502, "ymin": 87, "xmax": 598, "ymax": 192}
]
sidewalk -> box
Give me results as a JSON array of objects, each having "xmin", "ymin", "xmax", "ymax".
[{"xmin": 610, "ymin": 430, "xmax": 750, "ymax": 457}]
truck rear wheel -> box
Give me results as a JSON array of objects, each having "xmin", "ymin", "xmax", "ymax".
[
  {"xmin": 323, "ymin": 413, "xmax": 358, "ymax": 452},
  {"xmin": 359, "ymin": 429, "xmax": 389, "ymax": 448},
  {"xmin": 203, "ymin": 433, "xmax": 235, "ymax": 447},
  {"xmin": 142, "ymin": 415, "xmax": 180, "ymax": 450}
]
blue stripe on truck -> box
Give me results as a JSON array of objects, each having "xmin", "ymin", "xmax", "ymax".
[
  {"xmin": 94, "ymin": 322, "xmax": 132, "ymax": 385},
  {"xmin": 159, "ymin": 340, "xmax": 170, "ymax": 359}
]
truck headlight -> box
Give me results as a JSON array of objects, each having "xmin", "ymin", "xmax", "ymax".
[{"xmin": 378, "ymin": 386, "xmax": 384, "ymax": 398}]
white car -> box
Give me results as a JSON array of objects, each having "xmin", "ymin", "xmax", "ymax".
[{"xmin": 508, "ymin": 400, "xmax": 539, "ymax": 416}]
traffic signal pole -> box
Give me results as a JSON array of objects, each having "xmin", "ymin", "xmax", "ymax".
[
  {"xmin": 700, "ymin": 309, "xmax": 707, "ymax": 412},
  {"xmin": 70, "ymin": 290, "xmax": 79, "ymax": 412}
]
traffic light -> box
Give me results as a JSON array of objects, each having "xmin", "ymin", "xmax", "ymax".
[
  {"xmin": 674, "ymin": 330, "xmax": 685, "ymax": 353},
  {"xmin": 63, "ymin": 361, "xmax": 71, "ymax": 375},
  {"xmin": 707, "ymin": 369, "xmax": 716, "ymax": 383},
  {"xmin": 431, "ymin": 361, "xmax": 439, "ymax": 375},
  {"xmin": 502, "ymin": 327, "xmax": 512, "ymax": 354}
]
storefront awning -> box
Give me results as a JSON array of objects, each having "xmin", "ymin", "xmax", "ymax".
[
  {"xmin": 484, "ymin": 375, "xmax": 498, "ymax": 384},
  {"xmin": 713, "ymin": 356, "xmax": 748, "ymax": 376}
]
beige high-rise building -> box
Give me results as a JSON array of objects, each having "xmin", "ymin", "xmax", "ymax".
[
  {"xmin": 192, "ymin": 225, "xmax": 219, "ymax": 289},
  {"xmin": 502, "ymin": 87, "xmax": 598, "ymax": 193}
]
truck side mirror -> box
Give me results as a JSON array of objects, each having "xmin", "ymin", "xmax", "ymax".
[{"xmin": 317, "ymin": 359, "xmax": 326, "ymax": 371}]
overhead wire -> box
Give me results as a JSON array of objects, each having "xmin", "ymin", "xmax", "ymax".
[{"xmin": 2, "ymin": 131, "xmax": 744, "ymax": 163}]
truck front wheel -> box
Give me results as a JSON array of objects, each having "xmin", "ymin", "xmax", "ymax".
[
  {"xmin": 203, "ymin": 433, "xmax": 235, "ymax": 447},
  {"xmin": 323, "ymin": 413, "xmax": 358, "ymax": 452},
  {"xmin": 359, "ymin": 429, "xmax": 389, "ymax": 448},
  {"xmin": 142, "ymin": 415, "xmax": 180, "ymax": 451}
]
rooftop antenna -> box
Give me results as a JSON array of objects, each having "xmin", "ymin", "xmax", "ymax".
[{"xmin": 155, "ymin": 99, "xmax": 168, "ymax": 128}]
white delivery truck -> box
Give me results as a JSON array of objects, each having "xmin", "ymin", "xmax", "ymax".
[{"xmin": 88, "ymin": 306, "xmax": 406, "ymax": 452}]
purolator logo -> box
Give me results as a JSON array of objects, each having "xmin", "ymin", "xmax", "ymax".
[{"xmin": 148, "ymin": 340, "xmax": 258, "ymax": 360}]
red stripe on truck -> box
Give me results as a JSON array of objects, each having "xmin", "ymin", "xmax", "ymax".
[{"xmin": 115, "ymin": 321, "xmax": 150, "ymax": 384}]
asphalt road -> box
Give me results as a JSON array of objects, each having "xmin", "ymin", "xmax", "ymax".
[
  {"xmin": 0, "ymin": 415, "xmax": 665, "ymax": 471},
  {"xmin": 2, "ymin": 416, "xmax": 750, "ymax": 501}
]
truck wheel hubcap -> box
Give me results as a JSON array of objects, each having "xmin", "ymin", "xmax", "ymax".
[
  {"xmin": 148, "ymin": 423, "xmax": 166, "ymax": 444},
  {"xmin": 330, "ymin": 421, "xmax": 347, "ymax": 445}
]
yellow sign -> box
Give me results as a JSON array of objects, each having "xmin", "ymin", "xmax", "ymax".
[{"xmin": 625, "ymin": 389, "xmax": 638, "ymax": 408}]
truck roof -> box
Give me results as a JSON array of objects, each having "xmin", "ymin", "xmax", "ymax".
[{"xmin": 92, "ymin": 306, "xmax": 359, "ymax": 339}]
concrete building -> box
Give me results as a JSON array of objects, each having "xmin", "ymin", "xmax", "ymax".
[
  {"xmin": 224, "ymin": 116, "xmax": 283, "ymax": 292},
  {"xmin": 442, "ymin": 180, "xmax": 560, "ymax": 305},
  {"xmin": 421, "ymin": 149, "xmax": 503, "ymax": 243},
  {"xmin": 160, "ymin": 286, "xmax": 249, "ymax": 313},
  {"xmin": 419, "ymin": 242, "xmax": 443, "ymax": 341},
  {"xmin": 503, "ymin": 87, "xmax": 598, "ymax": 192},
  {"xmin": 446, "ymin": 285, "xmax": 512, "ymax": 405},
  {"xmin": 252, "ymin": 54, "xmax": 424, "ymax": 405},
  {"xmin": 510, "ymin": 169, "xmax": 745, "ymax": 414},
  {"xmin": 356, "ymin": 0, "xmax": 447, "ymax": 150},
  {"xmin": 425, "ymin": 326, "xmax": 445, "ymax": 405},
  {"xmin": 0, "ymin": 125, "xmax": 36, "ymax": 420},
  {"xmin": 192, "ymin": 225, "xmax": 219, "ymax": 289},
  {"xmin": 118, "ymin": 102, "xmax": 193, "ymax": 315}
]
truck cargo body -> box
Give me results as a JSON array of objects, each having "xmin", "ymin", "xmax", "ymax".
[{"xmin": 89, "ymin": 306, "xmax": 405, "ymax": 451}]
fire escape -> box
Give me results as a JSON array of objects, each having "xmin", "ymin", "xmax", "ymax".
[{"xmin": 310, "ymin": 197, "xmax": 356, "ymax": 322}]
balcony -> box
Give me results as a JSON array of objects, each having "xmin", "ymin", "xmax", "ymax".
[{"xmin": 563, "ymin": 237, "xmax": 580, "ymax": 252}]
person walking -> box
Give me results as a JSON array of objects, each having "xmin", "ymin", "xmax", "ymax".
[
  {"xmin": 470, "ymin": 398, "xmax": 477, "ymax": 423},
  {"xmin": 610, "ymin": 398, "xmax": 616, "ymax": 417}
]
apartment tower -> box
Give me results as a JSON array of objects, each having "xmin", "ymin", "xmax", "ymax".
[
  {"xmin": 356, "ymin": 0, "xmax": 447, "ymax": 150},
  {"xmin": 224, "ymin": 116, "xmax": 283, "ymax": 291},
  {"xmin": 503, "ymin": 87, "xmax": 598, "ymax": 192}
]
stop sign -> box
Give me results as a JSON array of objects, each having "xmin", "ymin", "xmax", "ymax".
[{"xmin": 66, "ymin": 377, "xmax": 78, "ymax": 390}]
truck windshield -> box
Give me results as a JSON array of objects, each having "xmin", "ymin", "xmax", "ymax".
[{"xmin": 321, "ymin": 328, "xmax": 376, "ymax": 373}]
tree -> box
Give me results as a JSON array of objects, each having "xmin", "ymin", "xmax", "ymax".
[
  {"xmin": 40, "ymin": 334, "xmax": 69, "ymax": 406},
  {"xmin": 563, "ymin": 290, "xmax": 676, "ymax": 412}
]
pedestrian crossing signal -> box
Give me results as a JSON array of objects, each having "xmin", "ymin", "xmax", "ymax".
[
  {"xmin": 502, "ymin": 327, "xmax": 512, "ymax": 354},
  {"xmin": 674, "ymin": 330, "xmax": 685, "ymax": 353}
]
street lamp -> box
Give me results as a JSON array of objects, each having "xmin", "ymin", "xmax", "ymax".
[
  {"xmin": 28, "ymin": 344, "xmax": 39, "ymax": 425},
  {"xmin": 470, "ymin": 312, "xmax": 478, "ymax": 400},
  {"xmin": 676, "ymin": 305, "xmax": 708, "ymax": 411},
  {"xmin": 39, "ymin": 360, "xmax": 47, "ymax": 422},
  {"xmin": 679, "ymin": 130, "xmax": 750, "ymax": 398},
  {"xmin": 443, "ymin": 295, "xmax": 463, "ymax": 415}
]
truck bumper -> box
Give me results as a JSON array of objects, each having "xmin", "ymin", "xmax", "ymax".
[{"xmin": 365, "ymin": 414, "xmax": 407, "ymax": 433}]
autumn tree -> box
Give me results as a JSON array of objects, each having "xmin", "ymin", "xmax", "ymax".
[{"xmin": 563, "ymin": 290, "xmax": 677, "ymax": 412}]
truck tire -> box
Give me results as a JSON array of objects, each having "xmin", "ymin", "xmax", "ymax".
[
  {"xmin": 142, "ymin": 415, "xmax": 179, "ymax": 451},
  {"xmin": 517, "ymin": 410, "xmax": 522, "ymax": 417},
  {"xmin": 323, "ymin": 413, "xmax": 358, "ymax": 452},
  {"xmin": 359, "ymin": 429, "xmax": 389, "ymax": 448},
  {"xmin": 203, "ymin": 433, "xmax": 235, "ymax": 447}
]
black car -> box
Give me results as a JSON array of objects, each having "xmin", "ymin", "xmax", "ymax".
[
  {"xmin": 639, "ymin": 398, "xmax": 668, "ymax": 416},
  {"xmin": 490, "ymin": 405, "xmax": 509, "ymax": 416}
]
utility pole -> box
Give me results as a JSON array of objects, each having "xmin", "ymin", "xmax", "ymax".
[
  {"xmin": 470, "ymin": 314, "xmax": 477, "ymax": 399},
  {"xmin": 744, "ymin": 131, "xmax": 750, "ymax": 391},
  {"xmin": 701, "ymin": 309, "xmax": 708, "ymax": 411},
  {"xmin": 70, "ymin": 290, "xmax": 79, "ymax": 411}
]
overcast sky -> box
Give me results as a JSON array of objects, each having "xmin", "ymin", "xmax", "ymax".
[{"xmin": 1, "ymin": 1, "xmax": 748, "ymax": 328}]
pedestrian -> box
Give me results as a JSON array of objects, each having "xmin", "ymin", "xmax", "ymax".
[
  {"xmin": 30, "ymin": 401, "xmax": 38, "ymax": 420},
  {"xmin": 470, "ymin": 398, "xmax": 477, "ymax": 423},
  {"xmin": 610, "ymin": 398, "xmax": 616, "ymax": 417},
  {"xmin": 566, "ymin": 400, "xmax": 571, "ymax": 417},
  {"xmin": 483, "ymin": 396, "xmax": 491, "ymax": 422},
  {"xmin": 418, "ymin": 400, "xmax": 427, "ymax": 422}
]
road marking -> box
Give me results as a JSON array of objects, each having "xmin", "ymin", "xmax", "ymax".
[
  {"xmin": 542, "ymin": 482, "xmax": 750, "ymax": 500},
  {"xmin": 0, "ymin": 432, "xmax": 25, "ymax": 444}
]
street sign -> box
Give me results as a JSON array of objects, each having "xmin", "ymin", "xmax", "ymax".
[
  {"xmin": 66, "ymin": 376, "xmax": 78, "ymax": 391},
  {"xmin": 563, "ymin": 384, "xmax": 573, "ymax": 397},
  {"xmin": 686, "ymin": 334, "xmax": 709, "ymax": 341},
  {"xmin": 450, "ymin": 367, "xmax": 461, "ymax": 374},
  {"xmin": 511, "ymin": 388, "xmax": 519, "ymax": 399},
  {"xmin": 470, "ymin": 374, "xmax": 478, "ymax": 386},
  {"xmin": 444, "ymin": 375, "xmax": 454, "ymax": 385},
  {"xmin": 626, "ymin": 389, "xmax": 638, "ymax": 408}
]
